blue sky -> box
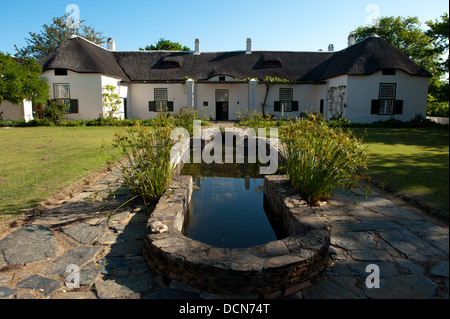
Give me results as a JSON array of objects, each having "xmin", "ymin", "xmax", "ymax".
[{"xmin": 0, "ymin": 0, "xmax": 448, "ymax": 55}]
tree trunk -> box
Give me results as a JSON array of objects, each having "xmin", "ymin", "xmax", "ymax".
[{"xmin": 262, "ymin": 83, "xmax": 271, "ymax": 116}]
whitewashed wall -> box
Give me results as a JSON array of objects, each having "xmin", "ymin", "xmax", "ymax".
[
  {"xmin": 40, "ymin": 70, "xmax": 430, "ymax": 123},
  {"xmin": 127, "ymin": 83, "xmax": 186, "ymax": 119},
  {"xmin": 23, "ymin": 101, "xmax": 34, "ymax": 122},
  {"xmin": 101, "ymin": 75, "xmax": 125, "ymax": 119},
  {"xmin": 324, "ymin": 75, "xmax": 348, "ymax": 120},
  {"xmin": 345, "ymin": 70, "xmax": 429, "ymax": 123},
  {"xmin": 254, "ymin": 83, "xmax": 326, "ymax": 119},
  {"xmin": 195, "ymin": 83, "xmax": 248, "ymax": 120},
  {"xmin": 0, "ymin": 100, "xmax": 24, "ymax": 121},
  {"xmin": 41, "ymin": 70, "xmax": 104, "ymax": 120}
]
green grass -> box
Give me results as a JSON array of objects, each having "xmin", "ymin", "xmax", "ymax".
[
  {"xmin": 353, "ymin": 126, "xmax": 449, "ymax": 219},
  {"xmin": 0, "ymin": 126, "xmax": 126, "ymax": 221},
  {"xmin": 1, "ymin": 125, "xmax": 448, "ymax": 223}
]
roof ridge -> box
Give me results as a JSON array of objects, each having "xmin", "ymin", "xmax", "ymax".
[{"xmin": 69, "ymin": 35, "xmax": 109, "ymax": 51}]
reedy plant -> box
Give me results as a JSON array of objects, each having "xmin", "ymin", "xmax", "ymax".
[
  {"xmin": 281, "ymin": 114, "xmax": 368, "ymax": 206},
  {"xmin": 113, "ymin": 123, "xmax": 175, "ymax": 206}
]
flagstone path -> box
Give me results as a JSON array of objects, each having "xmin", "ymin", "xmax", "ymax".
[{"xmin": 0, "ymin": 128, "xmax": 448, "ymax": 299}]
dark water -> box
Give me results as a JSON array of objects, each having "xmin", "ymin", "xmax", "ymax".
[{"xmin": 181, "ymin": 160, "xmax": 283, "ymax": 249}]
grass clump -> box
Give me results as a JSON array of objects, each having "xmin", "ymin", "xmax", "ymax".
[
  {"xmin": 113, "ymin": 119, "xmax": 176, "ymax": 206},
  {"xmin": 281, "ymin": 115, "xmax": 368, "ymax": 206}
]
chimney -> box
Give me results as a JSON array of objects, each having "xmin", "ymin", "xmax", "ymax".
[
  {"xmin": 328, "ymin": 44, "xmax": 334, "ymax": 52},
  {"xmin": 348, "ymin": 34, "xmax": 356, "ymax": 47},
  {"xmin": 107, "ymin": 38, "xmax": 116, "ymax": 51},
  {"xmin": 194, "ymin": 39, "xmax": 200, "ymax": 55},
  {"xmin": 246, "ymin": 38, "xmax": 252, "ymax": 54}
]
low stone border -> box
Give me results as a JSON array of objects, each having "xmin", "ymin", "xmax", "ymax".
[{"xmin": 143, "ymin": 174, "xmax": 330, "ymax": 298}]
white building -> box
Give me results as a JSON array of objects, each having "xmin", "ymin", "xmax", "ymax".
[
  {"xmin": 0, "ymin": 100, "xmax": 34, "ymax": 122},
  {"xmin": 38, "ymin": 35, "xmax": 431, "ymax": 123}
]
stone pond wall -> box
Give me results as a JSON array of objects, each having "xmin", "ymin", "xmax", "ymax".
[{"xmin": 143, "ymin": 173, "xmax": 331, "ymax": 298}]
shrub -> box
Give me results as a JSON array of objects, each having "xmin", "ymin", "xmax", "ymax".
[
  {"xmin": 236, "ymin": 109, "xmax": 287, "ymax": 136},
  {"xmin": 427, "ymin": 94, "xmax": 449, "ymax": 117},
  {"xmin": 113, "ymin": 124, "xmax": 176, "ymax": 206},
  {"xmin": 42, "ymin": 101, "xmax": 67, "ymax": 123},
  {"xmin": 281, "ymin": 115, "xmax": 368, "ymax": 206},
  {"xmin": 171, "ymin": 108, "xmax": 210, "ymax": 136}
]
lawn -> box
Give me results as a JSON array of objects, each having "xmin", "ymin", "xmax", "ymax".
[
  {"xmin": 0, "ymin": 126, "xmax": 126, "ymax": 221},
  {"xmin": 353, "ymin": 126, "xmax": 449, "ymax": 220},
  {"xmin": 0, "ymin": 124, "xmax": 448, "ymax": 223}
]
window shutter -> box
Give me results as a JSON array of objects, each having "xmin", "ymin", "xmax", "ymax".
[
  {"xmin": 149, "ymin": 101, "xmax": 156, "ymax": 112},
  {"xmin": 69, "ymin": 99, "xmax": 79, "ymax": 114},
  {"xmin": 274, "ymin": 101, "xmax": 281, "ymax": 112},
  {"xmin": 394, "ymin": 100, "xmax": 403, "ymax": 115},
  {"xmin": 279, "ymin": 88, "xmax": 293, "ymax": 101},
  {"xmin": 371, "ymin": 100, "xmax": 379, "ymax": 114},
  {"xmin": 292, "ymin": 101, "xmax": 299, "ymax": 112},
  {"xmin": 167, "ymin": 101, "xmax": 174, "ymax": 112}
]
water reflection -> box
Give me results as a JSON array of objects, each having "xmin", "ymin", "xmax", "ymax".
[{"xmin": 181, "ymin": 154, "xmax": 284, "ymax": 249}]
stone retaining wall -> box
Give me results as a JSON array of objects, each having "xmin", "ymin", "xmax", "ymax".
[{"xmin": 143, "ymin": 174, "xmax": 330, "ymax": 298}]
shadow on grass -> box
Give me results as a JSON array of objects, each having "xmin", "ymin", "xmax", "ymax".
[
  {"xmin": 355, "ymin": 127, "xmax": 449, "ymax": 150},
  {"xmin": 367, "ymin": 151, "xmax": 449, "ymax": 219}
]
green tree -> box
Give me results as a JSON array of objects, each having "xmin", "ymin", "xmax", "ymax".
[
  {"xmin": 426, "ymin": 12, "xmax": 449, "ymax": 75},
  {"xmin": 0, "ymin": 52, "xmax": 49, "ymax": 108},
  {"xmin": 140, "ymin": 38, "xmax": 191, "ymax": 51},
  {"xmin": 426, "ymin": 13, "xmax": 449, "ymax": 105},
  {"xmin": 15, "ymin": 14, "xmax": 106, "ymax": 60}
]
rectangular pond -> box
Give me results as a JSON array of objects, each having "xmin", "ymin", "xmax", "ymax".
[{"xmin": 180, "ymin": 152, "xmax": 285, "ymax": 249}]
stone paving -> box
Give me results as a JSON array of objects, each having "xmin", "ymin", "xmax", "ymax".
[{"xmin": 0, "ymin": 153, "xmax": 449, "ymax": 299}]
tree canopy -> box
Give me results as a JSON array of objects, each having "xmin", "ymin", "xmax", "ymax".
[
  {"xmin": 426, "ymin": 12, "xmax": 449, "ymax": 75},
  {"xmin": 0, "ymin": 52, "xmax": 49, "ymax": 106},
  {"xmin": 140, "ymin": 38, "xmax": 191, "ymax": 51},
  {"xmin": 15, "ymin": 14, "xmax": 106, "ymax": 60}
]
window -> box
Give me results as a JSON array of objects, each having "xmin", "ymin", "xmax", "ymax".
[
  {"xmin": 154, "ymin": 88, "xmax": 168, "ymax": 112},
  {"xmin": 54, "ymin": 84, "xmax": 70, "ymax": 99},
  {"xmin": 371, "ymin": 83, "xmax": 403, "ymax": 116},
  {"xmin": 219, "ymin": 76, "xmax": 226, "ymax": 82},
  {"xmin": 149, "ymin": 88, "xmax": 174, "ymax": 112},
  {"xmin": 274, "ymin": 88, "xmax": 298, "ymax": 112},
  {"xmin": 54, "ymin": 69, "xmax": 68, "ymax": 76},
  {"xmin": 161, "ymin": 61, "xmax": 180, "ymax": 69},
  {"xmin": 379, "ymin": 83, "xmax": 396, "ymax": 99},
  {"xmin": 378, "ymin": 83, "xmax": 396, "ymax": 115},
  {"xmin": 382, "ymin": 69, "xmax": 396, "ymax": 76},
  {"xmin": 378, "ymin": 100, "xmax": 394, "ymax": 114},
  {"xmin": 263, "ymin": 60, "xmax": 282, "ymax": 68},
  {"xmin": 280, "ymin": 88, "xmax": 293, "ymax": 112},
  {"xmin": 53, "ymin": 84, "xmax": 71, "ymax": 112},
  {"xmin": 216, "ymin": 89, "xmax": 229, "ymax": 102}
]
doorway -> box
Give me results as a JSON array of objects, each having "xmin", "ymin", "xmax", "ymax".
[{"xmin": 215, "ymin": 89, "xmax": 229, "ymax": 121}]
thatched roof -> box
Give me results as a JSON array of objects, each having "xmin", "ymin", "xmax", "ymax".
[
  {"xmin": 113, "ymin": 50, "xmax": 334, "ymax": 82},
  {"xmin": 39, "ymin": 36, "xmax": 130, "ymax": 80},
  {"xmin": 39, "ymin": 35, "xmax": 432, "ymax": 83},
  {"xmin": 301, "ymin": 35, "xmax": 432, "ymax": 81}
]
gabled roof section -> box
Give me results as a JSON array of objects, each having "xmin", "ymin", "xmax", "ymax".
[
  {"xmin": 39, "ymin": 36, "xmax": 130, "ymax": 81},
  {"xmin": 301, "ymin": 36, "xmax": 432, "ymax": 81}
]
